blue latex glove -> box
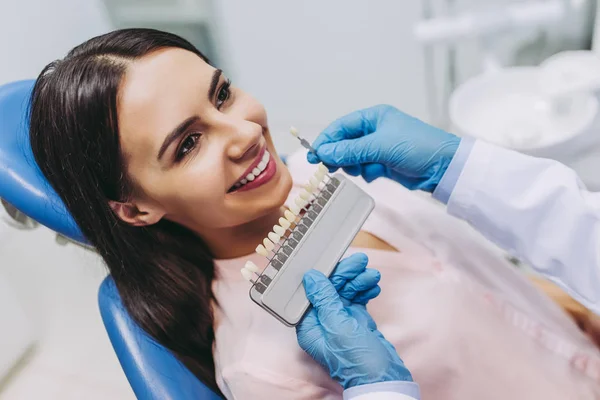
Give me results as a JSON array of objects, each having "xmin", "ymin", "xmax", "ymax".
[
  {"xmin": 296, "ymin": 256, "xmax": 412, "ymax": 390},
  {"xmin": 307, "ymin": 104, "xmax": 461, "ymax": 192},
  {"xmin": 327, "ymin": 253, "xmax": 382, "ymax": 305}
]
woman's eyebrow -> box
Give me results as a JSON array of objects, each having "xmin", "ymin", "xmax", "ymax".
[
  {"xmin": 158, "ymin": 115, "xmax": 200, "ymax": 160},
  {"xmin": 208, "ymin": 69, "xmax": 223, "ymax": 101}
]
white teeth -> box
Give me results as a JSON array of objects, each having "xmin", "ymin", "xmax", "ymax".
[
  {"xmin": 295, "ymin": 197, "xmax": 307, "ymax": 209},
  {"xmin": 233, "ymin": 151, "xmax": 271, "ymax": 190},
  {"xmin": 273, "ymin": 225, "xmax": 286, "ymax": 236},
  {"xmin": 245, "ymin": 261, "xmax": 260, "ymax": 273},
  {"xmin": 241, "ymin": 268, "xmax": 254, "ymax": 281},
  {"xmin": 256, "ymin": 244, "xmax": 268, "ymax": 257},
  {"xmin": 268, "ymin": 232, "xmax": 281, "ymax": 243},
  {"xmin": 309, "ymin": 177, "xmax": 319, "ymax": 187},
  {"xmin": 284, "ymin": 210, "xmax": 296, "ymax": 222},
  {"xmin": 289, "ymin": 205, "xmax": 301, "ymax": 215},
  {"xmin": 279, "ymin": 217, "xmax": 291, "ymax": 229},
  {"xmin": 263, "ymin": 238, "xmax": 275, "ymax": 251},
  {"xmin": 300, "ymin": 190, "xmax": 311, "ymax": 200},
  {"xmin": 318, "ymin": 163, "xmax": 329, "ymax": 174}
]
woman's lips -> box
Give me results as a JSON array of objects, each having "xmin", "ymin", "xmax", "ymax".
[
  {"xmin": 233, "ymin": 152, "xmax": 277, "ymax": 193},
  {"xmin": 238, "ymin": 146, "xmax": 267, "ymax": 182}
]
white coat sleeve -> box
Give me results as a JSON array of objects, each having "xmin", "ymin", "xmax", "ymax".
[
  {"xmin": 433, "ymin": 137, "xmax": 600, "ymax": 315},
  {"xmin": 343, "ymin": 381, "xmax": 420, "ymax": 400}
]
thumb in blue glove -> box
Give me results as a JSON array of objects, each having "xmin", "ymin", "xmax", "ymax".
[
  {"xmin": 308, "ymin": 105, "xmax": 461, "ymax": 192},
  {"xmin": 296, "ymin": 269, "xmax": 413, "ymax": 390}
]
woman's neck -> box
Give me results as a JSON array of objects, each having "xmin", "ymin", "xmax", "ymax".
[{"xmin": 199, "ymin": 207, "xmax": 285, "ymax": 260}]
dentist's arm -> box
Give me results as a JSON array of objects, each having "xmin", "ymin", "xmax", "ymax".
[
  {"xmin": 296, "ymin": 257, "xmax": 419, "ymax": 400},
  {"xmin": 310, "ymin": 105, "xmax": 600, "ymax": 315}
]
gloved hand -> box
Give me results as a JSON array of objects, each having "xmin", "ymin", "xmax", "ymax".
[
  {"xmin": 307, "ymin": 104, "xmax": 461, "ymax": 192},
  {"xmin": 327, "ymin": 252, "xmax": 382, "ymax": 305},
  {"xmin": 296, "ymin": 255, "xmax": 413, "ymax": 390}
]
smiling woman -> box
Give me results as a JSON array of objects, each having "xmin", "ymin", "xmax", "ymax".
[{"xmin": 28, "ymin": 28, "xmax": 292, "ymax": 396}]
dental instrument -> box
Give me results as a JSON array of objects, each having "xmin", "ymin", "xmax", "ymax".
[
  {"xmin": 239, "ymin": 129, "xmax": 375, "ymax": 326},
  {"xmin": 289, "ymin": 126, "xmax": 318, "ymax": 155}
]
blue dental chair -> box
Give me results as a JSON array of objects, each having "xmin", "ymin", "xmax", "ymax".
[{"xmin": 0, "ymin": 80, "xmax": 222, "ymax": 399}]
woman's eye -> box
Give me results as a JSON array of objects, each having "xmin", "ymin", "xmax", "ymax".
[
  {"xmin": 176, "ymin": 133, "xmax": 200, "ymax": 161},
  {"xmin": 216, "ymin": 81, "xmax": 231, "ymax": 109}
]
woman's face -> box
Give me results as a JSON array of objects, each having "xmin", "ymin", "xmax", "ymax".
[{"xmin": 115, "ymin": 48, "xmax": 293, "ymax": 232}]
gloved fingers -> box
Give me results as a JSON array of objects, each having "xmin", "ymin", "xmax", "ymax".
[
  {"xmin": 316, "ymin": 134, "xmax": 380, "ymax": 167},
  {"xmin": 338, "ymin": 268, "xmax": 381, "ymax": 300},
  {"xmin": 297, "ymin": 307, "xmax": 319, "ymax": 335},
  {"xmin": 352, "ymin": 285, "xmax": 382, "ymax": 305},
  {"xmin": 308, "ymin": 107, "xmax": 386, "ymax": 165},
  {"xmin": 329, "ymin": 253, "xmax": 369, "ymax": 291},
  {"xmin": 348, "ymin": 304, "xmax": 378, "ymax": 332},
  {"xmin": 342, "ymin": 165, "xmax": 362, "ymax": 176},
  {"xmin": 296, "ymin": 308, "xmax": 331, "ymax": 364},
  {"xmin": 303, "ymin": 270, "xmax": 352, "ymax": 327},
  {"xmin": 313, "ymin": 107, "xmax": 378, "ymax": 148},
  {"xmin": 361, "ymin": 163, "xmax": 386, "ymax": 183},
  {"xmin": 296, "ymin": 308, "xmax": 320, "ymax": 347}
]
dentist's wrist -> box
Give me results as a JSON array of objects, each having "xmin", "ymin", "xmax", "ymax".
[
  {"xmin": 344, "ymin": 381, "xmax": 421, "ymax": 400},
  {"xmin": 432, "ymin": 136, "xmax": 475, "ymax": 202}
]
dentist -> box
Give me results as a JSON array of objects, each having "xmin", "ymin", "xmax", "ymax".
[{"xmin": 306, "ymin": 104, "xmax": 600, "ymax": 316}]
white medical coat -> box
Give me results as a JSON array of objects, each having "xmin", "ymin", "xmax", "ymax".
[{"xmin": 436, "ymin": 138, "xmax": 600, "ymax": 316}]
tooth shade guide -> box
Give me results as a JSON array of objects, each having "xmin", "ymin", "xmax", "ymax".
[
  {"xmin": 278, "ymin": 217, "xmax": 291, "ymax": 229},
  {"xmin": 294, "ymin": 197, "xmax": 308, "ymax": 209},
  {"xmin": 263, "ymin": 238, "xmax": 275, "ymax": 252},
  {"xmin": 248, "ymin": 173, "xmax": 374, "ymax": 326},
  {"xmin": 288, "ymin": 205, "xmax": 301, "ymax": 216},
  {"xmin": 268, "ymin": 232, "xmax": 281, "ymax": 244},
  {"xmin": 245, "ymin": 260, "xmax": 260, "ymax": 273},
  {"xmin": 241, "ymin": 268, "xmax": 255, "ymax": 282},
  {"xmin": 273, "ymin": 225, "xmax": 286, "ymax": 236},
  {"xmin": 256, "ymin": 244, "xmax": 268, "ymax": 257},
  {"xmin": 299, "ymin": 190, "xmax": 311, "ymax": 201}
]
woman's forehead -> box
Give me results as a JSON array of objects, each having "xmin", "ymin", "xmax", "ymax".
[{"xmin": 117, "ymin": 48, "xmax": 214, "ymax": 164}]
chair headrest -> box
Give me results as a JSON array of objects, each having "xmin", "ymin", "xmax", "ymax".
[{"xmin": 0, "ymin": 80, "xmax": 85, "ymax": 243}]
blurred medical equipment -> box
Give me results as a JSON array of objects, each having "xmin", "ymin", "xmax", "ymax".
[
  {"xmin": 243, "ymin": 154, "xmax": 374, "ymax": 326},
  {"xmin": 416, "ymin": 0, "xmax": 600, "ymax": 190},
  {"xmin": 416, "ymin": 0, "xmax": 594, "ymax": 123},
  {"xmin": 0, "ymin": 80, "xmax": 221, "ymax": 399},
  {"xmin": 449, "ymin": 50, "xmax": 600, "ymax": 190}
]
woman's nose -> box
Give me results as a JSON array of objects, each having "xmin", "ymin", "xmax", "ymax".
[{"xmin": 223, "ymin": 118, "xmax": 263, "ymax": 161}]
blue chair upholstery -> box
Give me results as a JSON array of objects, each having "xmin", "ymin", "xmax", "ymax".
[{"xmin": 0, "ymin": 80, "xmax": 222, "ymax": 399}]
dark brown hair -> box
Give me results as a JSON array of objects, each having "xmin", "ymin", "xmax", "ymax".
[{"xmin": 29, "ymin": 28, "xmax": 222, "ymax": 396}]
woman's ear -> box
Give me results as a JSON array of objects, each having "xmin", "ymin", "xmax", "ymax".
[{"xmin": 109, "ymin": 200, "xmax": 165, "ymax": 226}]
